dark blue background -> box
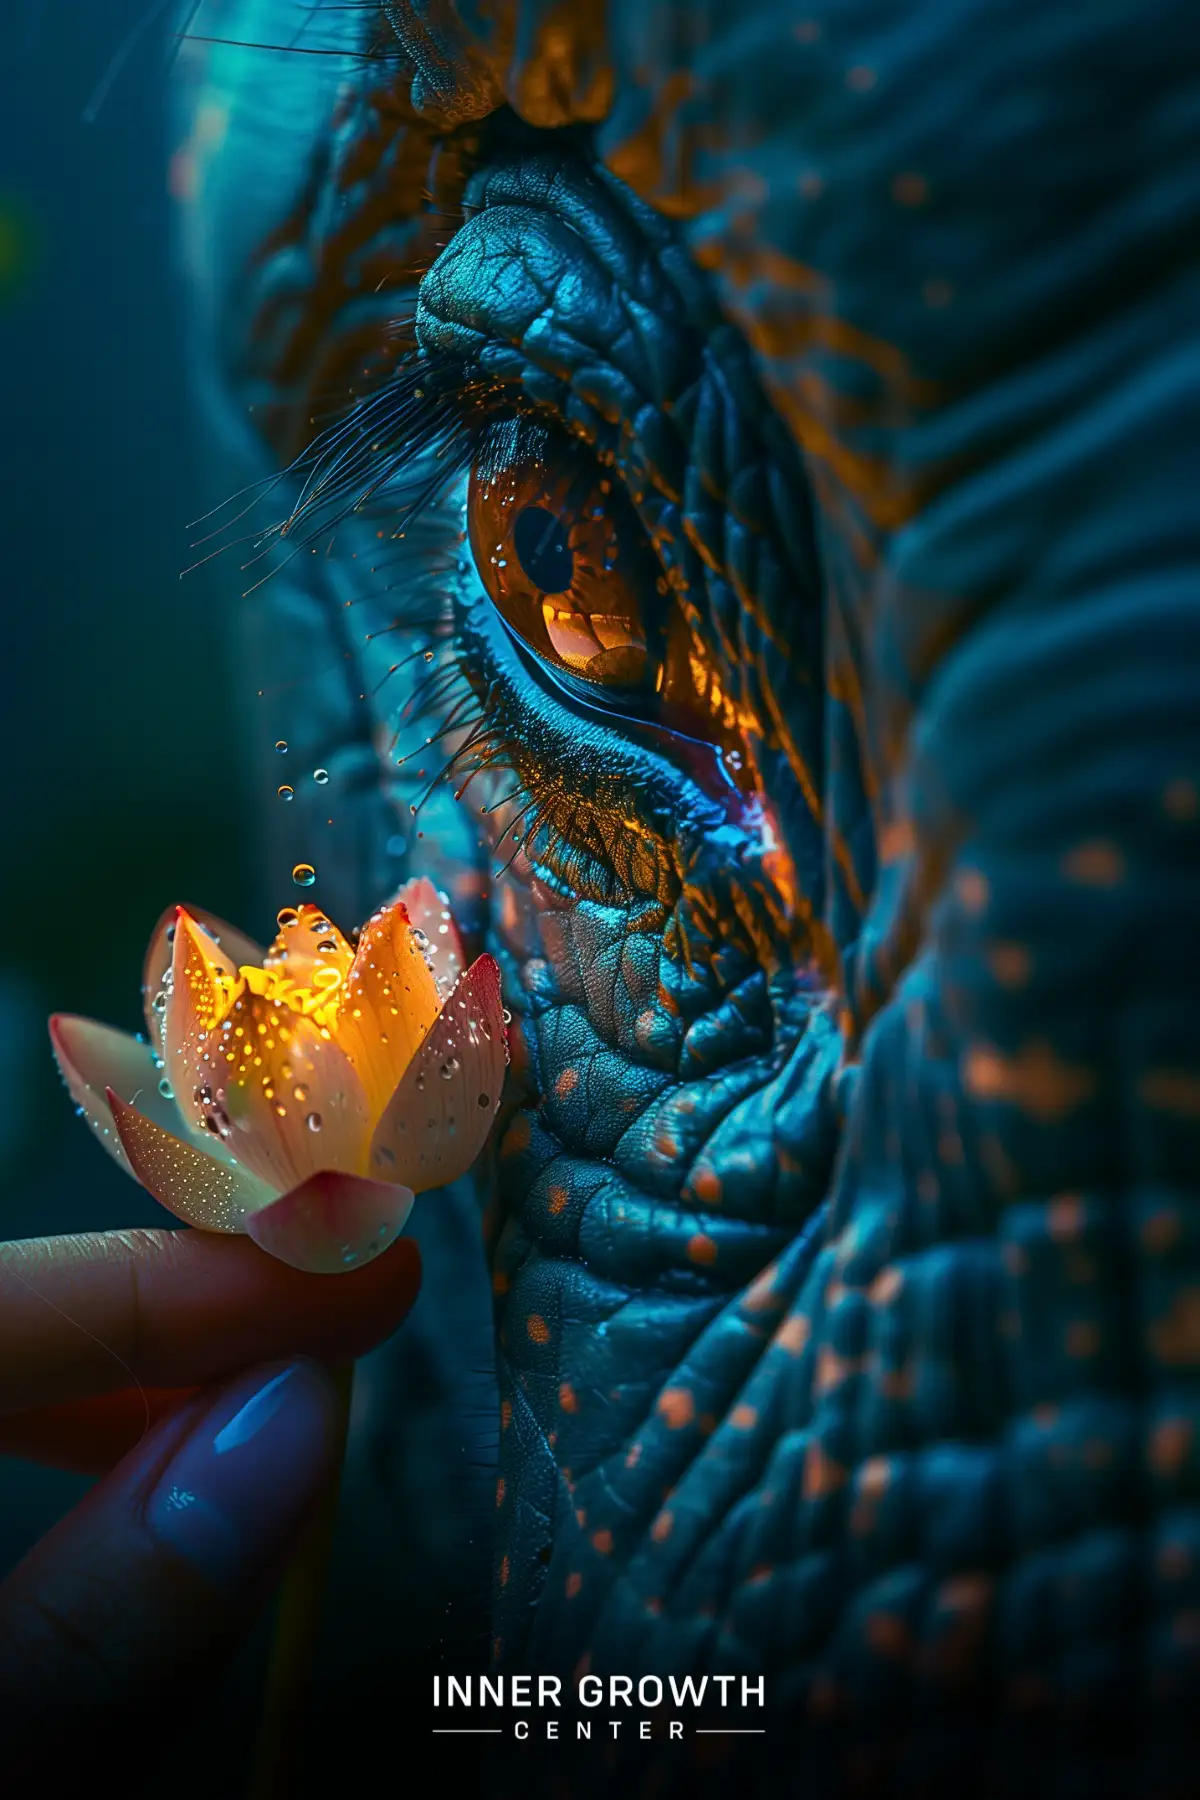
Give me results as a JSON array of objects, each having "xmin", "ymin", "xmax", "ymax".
[{"xmin": 1, "ymin": 0, "xmax": 255, "ymax": 1569}]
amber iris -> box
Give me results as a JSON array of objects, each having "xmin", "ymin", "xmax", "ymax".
[{"xmin": 467, "ymin": 436, "xmax": 655, "ymax": 693}]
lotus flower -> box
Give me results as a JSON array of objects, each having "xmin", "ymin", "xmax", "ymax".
[{"xmin": 49, "ymin": 879, "xmax": 507, "ymax": 1275}]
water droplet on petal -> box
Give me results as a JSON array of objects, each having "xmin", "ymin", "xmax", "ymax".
[
  {"xmin": 502, "ymin": 1008, "xmax": 513, "ymax": 1025},
  {"xmin": 440, "ymin": 1056, "xmax": 460, "ymax": 1080},
  {"xmin": 277, "ymin": 907, "xmax": 300, "ymax": 928},
  {"xmin": 152, "ymin": 991, "xmax": 167, "ymax": 1014},
  {"xmin": 293, "ymin": 863, "xmax": 316, "ymax": 888},
  {"xmin": 478, "ymin": 1093, "xmax": 490, "ymax": 1108},
  {"xmin": 293, "ymin": 1084, "xmax": 309, "ymax": 1102},
  {"xmin": 306, "ymin": 1111, "xmax": 323, "ymax": 1131}
]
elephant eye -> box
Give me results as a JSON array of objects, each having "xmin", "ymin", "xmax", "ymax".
[{"xmin": 466, "ymin": 420, "xmax": 662, "ymax": 697}]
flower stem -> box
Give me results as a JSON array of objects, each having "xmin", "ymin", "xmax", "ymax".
[{"xmin": 246, "ymin": 1360, "xmax": 354, "ymax": 1800}]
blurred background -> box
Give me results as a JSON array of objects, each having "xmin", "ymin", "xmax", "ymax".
[{"xmin": 1, "ymin": 0, "xmax": 255, "ymax": 1567}]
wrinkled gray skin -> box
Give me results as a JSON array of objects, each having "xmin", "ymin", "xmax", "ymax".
[{"xmin": 176, "ymin": 0, "xmax": 1200, "ymax": 1791}]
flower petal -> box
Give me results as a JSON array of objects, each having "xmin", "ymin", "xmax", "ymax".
[
  {"xmin": 106, "ymin": 1088, "xmax": 274, "ymax": 1232},
  {"xmin": 48, "ymin": 1015, "xmax": 188, "ymax": 1177},
  {"xmin": 336, "ymin": 893, "xmax": 443, "ymax": 1120},
  {"xmin": 261, "ymin": 903, "xmax": 355, "ymax": 997},
  {"xmin": 243, "ymin": 1169, "xmax": 415, "ymax": 1274},
  {"xmin": 161, "ymin": 909, "xmax": 249, "ymax": 1130},
  {"xmin": 367, "ymin": 954, "xmax": 507, "ymax": 1191},
  {"xmin": 142, "ymin": 904, "xmax": 263, "ymax": 1047},
  {"xmin": 394, "ymin": 875, "xmax": 466, "ymax": 996},
  {"xmin": 210, "ymin": 988, "xmax": 372, "ymax": 1192}
]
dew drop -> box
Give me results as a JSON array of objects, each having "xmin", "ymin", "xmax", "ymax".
[
  {"xmin": 423, "ymin": 649, "xmax": 434, "ymax": 663},
  {"xmin": 502, "ymin": 1008, "xmax": 513, "ymax": 1025},
  {"xmin": 306, "ymin": 1111, "xmax": 323, "ymax": 1132},
  {"xmin": 478, "ymin": 1093, "xmax": 490, "ymax": 1108},
  {"xmin": 157, "ymin": 1077, "xmax": 174, "ymax": 1099},
  {"xmin": 293, "ymin": 1084, "xmax": 309, "ymax": 1102},
  {"xmin": 275, "ymin": 740, "xmax": 288, "ymax": 755},
  {"xmin": 152, "ymin": 991, "xmax": 167, "ymax": 1014},
  {"xmin": 277, "ymin": 907, "xmax": 300, "ymax": 928},
  {"xmin": 440, "ymin": 1056, "xmax": 460, "ymax": 1080},
  {"xmin": 313, "ymin": 768, "xmax": 330, "ymax": 785},
  {"xmin": 278, "ymin": 785, "xmax": 295, "ymax": 802},
  {"xmin": 293, "ymin": 863, "xmax": 317, "ymax": 888},
  {"xmin": 377, "ymin": 1144, "xmax": 396, "ymax": 1166}
]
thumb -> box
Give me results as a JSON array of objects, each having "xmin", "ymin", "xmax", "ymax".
[{"xmin": 0, "ymin": 1357, "xmax": 341, "ymax": 1770}]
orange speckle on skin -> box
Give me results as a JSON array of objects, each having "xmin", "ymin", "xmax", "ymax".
[
  {"xmin": 496, "ymin": 1478, "xmax": 506, "ymax": 1507},
  {"xmin": 699, "ymin": 1412, "xmax": 718, "ymax": 1436},
  {"xmin": 957, "ymin": 868, "xmax": 989, "ymax": 914},
  {"xmin": 500, "ymin": 1555, "xmax": 510, "ymax": 1587},
  {"xmin": 730, "ymin": 1404, "xmax": 758, "ymax": 1431},
  {"xmin": 1151, "ymin": 1290, "xmax": 1200, "ymax": 1366},
  {"xmin": 1047, "ymin": 1195, "xmax": 1085, "ymax": 1240},
  {"xmin": 803, "ymin": 1440, "xmax": 848, "ymax": 1500},
  {"xmin": 988, "ymin": 942, "xmax": 1031, "ymax": 988},
  {"xmin": 656, "ymin": 1128, "xmax": 681, "ymax": 1160},
  {"xmin": 690, "ymin": 1168, "xmax": 723, "ymax": 1206},
  {"xmin": 1143, "ymin": 1209, "xmax": 1182, "ymax": 1254},
  {"xmin": 1149, "ymin": 1418, "xmax": 1191, "ymax": 1476},
  {"xmin": 743, "ymin": 1267, "xmax": 781, "ymax": 1312},
  {"xmin": 687, "ymin": 1232, "xmax": 718, "ymax": 1266},
  {"xmin": 1062, "ymin": 840, "xmax": 1125, "ymax": 888},
  {"xmin": 866, "ymin": 1612, "xmax": 912, "ymax": 1657},
  {"xmin": 1163, "ymin": 778, "xmax": 1199, "ymax": 822},
  {"xmin": 566, "ymin": 1573, "xmax": 582, "ymax": 1599},
  {"xmin": 492, "ymin": 1269, "xmax": 510, "ymax": 1295},
  {"xmin": 964, "ymin": 1040, "xmax": 1097, "ymax": 1121},
  {"xmin": 559, "ymin": 1382, "xmax": 578, "ymax": 1413},
  {"xmin": 878, "ymin": 1365, "xmax": 914, "ymax": 1401},
  {"xmin": 625, "ymin": 1442, "xmax": 642, "ymax": 1468},
  {"xmin": 651, "ymin": 1511, "xmax": 673, "ymax": 1542},
  {"xmin": 657, "ymin": 1387, "xmax": 695, "ymax": 1429},
  {"xmin": 869, "ymin": 1266, "xmax": 904, "ymax": 1306},
  {"xmin": 501, "ymin": 1400, "xmax": 512, "ymax": 1430},
  {"xmin": 891, "ymin": 171, "xmax": 928, "ymax": 207},
  {"xmin": 1141, "ymin": 1069, "xmax": 1200, "ymax": 1120},
  {"xmin": 504, "ymin": 1113, "xmax": 532, "ymax": 1155},
  {"xmin": 575, "ymin": 1508, "xmax": 587, "ymax": 1528},
  {"xmin": 527, "ymin": 1314, "xmax": 551, "ymax": 1344},
  {"xmin": 846, "ymin": 63, "xmax": 877, "ymax": 91},
  {"xmin": 776, "ymin": 1314, "xmax": 810, "ymax": 1356},
  {"xmin": 592, "ymin": 1529, "xmax": 613, "ymax": 1555},
  {"xmin": 547, "ymin": 1184, "xmax": 570, "ymax": 1215}
]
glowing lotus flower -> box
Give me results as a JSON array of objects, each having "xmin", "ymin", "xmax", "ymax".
[{"xmin": 49, "ymin": 879, "xmax": 507, "ymax": 1274}]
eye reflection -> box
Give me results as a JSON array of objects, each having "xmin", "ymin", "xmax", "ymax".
[{"xmin": 466, "ymin": 424, "xmax": 657, "ymax": 693}]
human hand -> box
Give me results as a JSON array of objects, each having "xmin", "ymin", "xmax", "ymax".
[{"xmin": 0, "ymin": 1218, "xmax": 421, "ymax": 1780}]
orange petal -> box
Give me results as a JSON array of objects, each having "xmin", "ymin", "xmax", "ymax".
[
  {"xmin": 107, "ymin": 1089, "xmax": 274, "ymax": 1231},
  {"xmin": 261, "ymin": 903, "xmax": 355, "ymax": 996},
  {"xmin": 367, "ymin": 954, "xmax": 507, "ymax": 1192},
  {"xmin": 142, "ymin": 904, "xmax": 263, "ymax": 1047},
  {"xmin": 395, "ymin": 876, "xmax": 466, "ymax": 996},
  {"xmin": 159, "ymin": 908, "xmax": 246, "ymax": 1108},
  {"xmin": 50, "ymin": 1013, "xmax": 206, "ymax": 1178},
  {"xmin": 336, "ymin": 894, "xmax": 443, "ymax": 1120},
  {"xmin": 244, "ymin": 1169, "xmax": 415, "ymax": 1274},
  {"xmin": 207, "ymin": 987, "xmax": 372, "ymax": 1192}
]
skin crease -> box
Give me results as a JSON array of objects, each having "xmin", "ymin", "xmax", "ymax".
[{"xmin": 120, "ymin": 0, "xmax": 1200, "ymax": 1791}]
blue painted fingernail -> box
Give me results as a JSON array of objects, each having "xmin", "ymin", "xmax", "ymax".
[{"xmin": 145, "ymin": 1359, "xmax": 337, "ymax": 1585}]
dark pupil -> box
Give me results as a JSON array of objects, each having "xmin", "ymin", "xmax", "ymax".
[{"xmin": 513, "ymin": 505, "xmax": 574, "ymax": 595}]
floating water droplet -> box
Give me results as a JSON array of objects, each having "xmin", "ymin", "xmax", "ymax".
[
  {"xmin": 275, "ymin": 740, "xmax": 288, "ymax": 754},
  {"xmin": 277, "ymin": 907, "xmax": 300, "ymax": 928},
  {"xmin": 313, "ymin": 768, "xmax": 330, "ymax": 786},
  {"xmin": 278, "ymin": 784, "xmax": 294, "ymax": 802},
  {"xmin": 478, "ymin": 1093, "xmax": 490, "ymax": 1108},
  {"xmin": 306, "ymin": 1111, "xmax": 322, "ymax": 1131},
  {"xmin": 292, "ymin": 863, "xmax": 316, "ymax": 887}
]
